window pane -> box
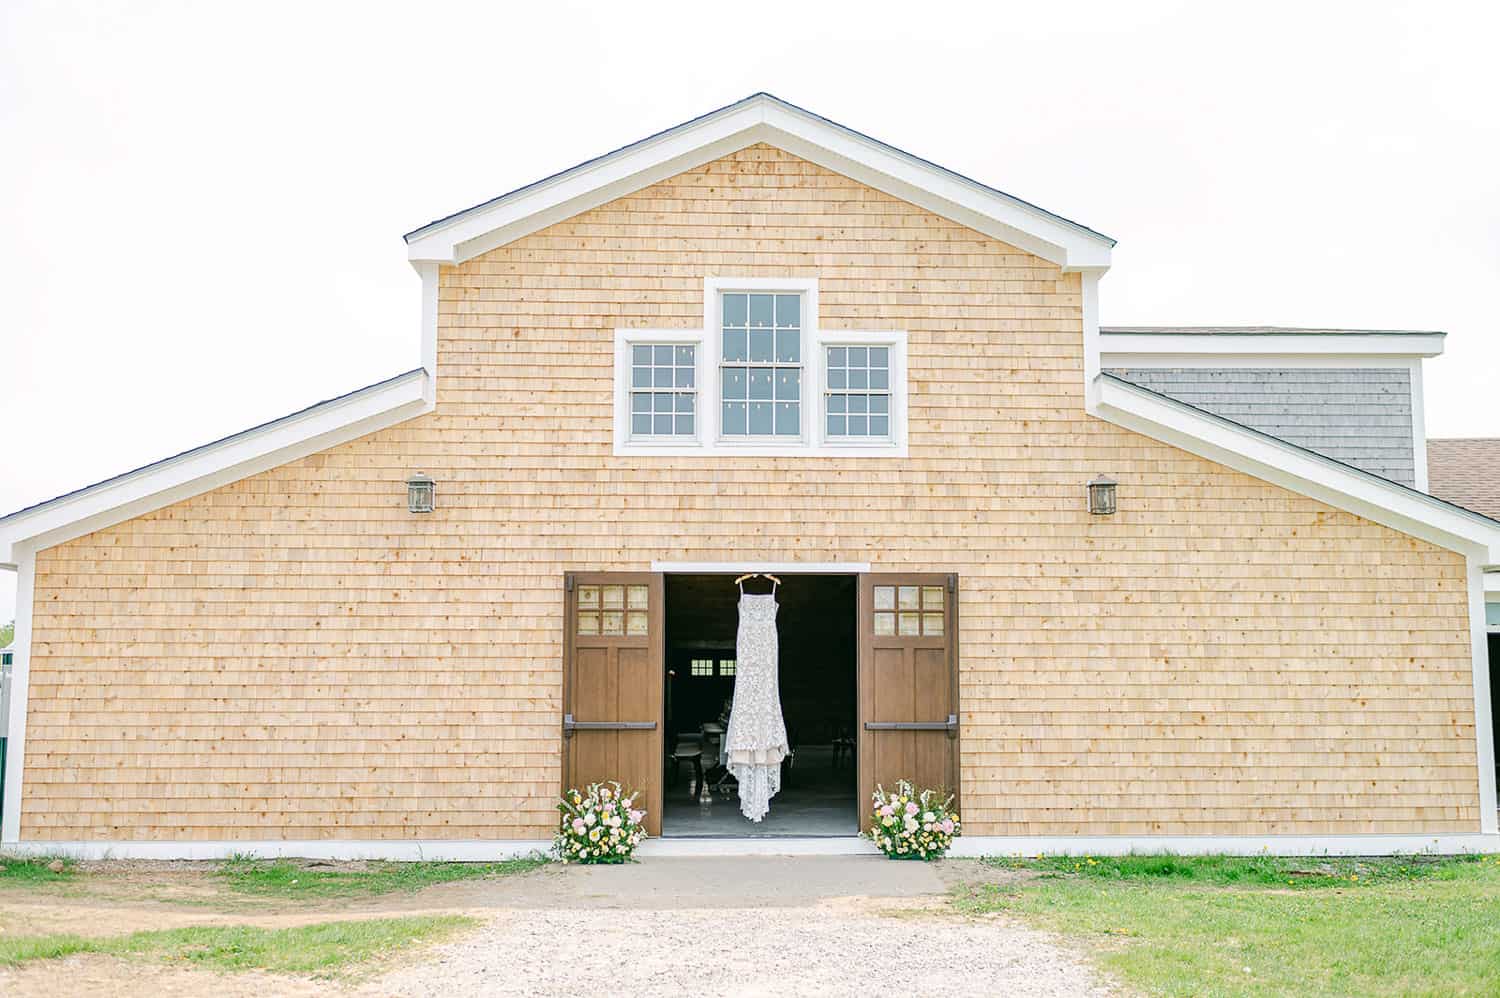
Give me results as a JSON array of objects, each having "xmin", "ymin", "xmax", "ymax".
[
  {"xmin": 776, "ymin": 329, "xmax": 800, "ymax": 363},
  {"xmin": 870, "ymin": 394, "xmax": 888, "ymax": 414},
  {"xmin": 828, "ymin": 368, "xmax": 846, "ymax": 389},
  {"xmin": 632, "ymin": 413, "xmax": 651, "ymax": 435},
  {"xmin": 827, "ymin": 414, "xmax": 846, "ymax": 435},
  {"xmin": 632, "ymin": 367, "xmax": 651, "ymax": 388},
  {"xmin": 722, "ymin": 294, "xmax": 748, "ymax": 326},
  {"xmin": 778, "ymin": 369, "xmax": 800, "ymax": 401},
  {"xmin": 827, "ymin": 394, "xmax": 846, "ymax": 414},
  {"xmin": 722, "ymin": 401, "xmax": 747, "ymax": 434},
  {"xmin": 749, "ymin": 294, "xmax": 774, "ymax": 326},
  {"xmin": 873, "ymin": 586, "xmax": 895, "ymax": 610},
  {"xmin": 675, "ymin": 414, "xmax": 693, "ymax": 434},
  {"xmin": 847, "ymin": 414, "xmax": 867, "ymax": 435},
  {"xmin": 749, "ymin": 401, "xmax": 773, "ymax": 434},
  {"xmin": 722, "ymin": 367, "xmax": 747, "ymax": 399},
  {"xmin": 749, "ymin": 368, "xmax": 773, "ymax": 400},
  {"xmin": 654, "ymin": 344, "xmax": 673, "ymax": 365},
  {"xmin": 723, "ymin": 328, "xmax": 747, "ymax": 362},
  {"xmin": 874, "ymin": 611, "xmax": 896, "ymax": 636},
  {"xmin": 628, "ymin": 585, "xmax": 650, "ymax": 609},
  {"xmin": 676, "ymin": 366, "xmax": 695, "ymax": 388},
  {"xmin": 898, "ymin": 586, "xmax": 919, "ymax": 610},
  {"xmin": 869, "ymin": 415, "xmax": 889, "ymax": 437},
  {"xmin": 632, "ymin": 393, "xmax": 650, "ymax": 413},
  {"xmin": 775, "ymin": 294, "xmax": 800, "ymax": 327},
  {"xmin": 654, "ymin": 392, "xmax": 674, "ymax": 412},
  {"xmin": 870, "ymin": 347, "xmax": 888, "ymax": 367},
  {"xmin": 676, "ymin": 345, "xmax": 695, "ymax": 366},
  {"xmin": 749, "ymin": 329, "xmax": 774, "ymax": 362},
  {"xmin": 870, "ymin": 367, "xmax": 889, "ymax": 390},
  {"xmin": 848, "ymin": 346, "xmax": 867, "ymax": 367},
  {"xmin": 653, "ymin": 414, "xmax": 672, "ymax": 434},
  {"xmin": 632, "ymin": 345, "xmax": 651, "ymax": 365},
  {"xmin": 775, "ymin": 401, "xmax": 799, "ymax": 435},
  {"xmin": 676, "ymin": 392, "xmax": 695, "ymax": 413},
  {"xmin": 848, "ymin": 394, "xmax": 868, "ymax": 414},
  {"xmin": 849, "ymin": 368, "xmax": 867, "ymax": 389},
  {"xmin": 654, "ymin": 366, "xmax": 674, "ymax": 387},
  {"xmin": 828, "ymin": 347, "xmax": 846, "ymax": 367}
]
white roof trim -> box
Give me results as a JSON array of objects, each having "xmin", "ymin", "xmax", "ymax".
[
  {"xmin": 403, "ymin": 94, "xmax": 1114, "ymax": 272},
  {"xmin": 1100, "ymin": 331, "xmax": 1446, "ymax": 359},
  {"xmin": 1094, "ymin": 374, "xmax": 1500, "ymax": 564},
  {"xmin": 0, "ymin": 369, "xmax": 432, "ymax": 566}
]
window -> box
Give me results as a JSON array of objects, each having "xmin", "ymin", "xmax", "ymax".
[
  {"xmin": 690, "ymin": 658, "xmax": 715, "ymax": 676},
  {"xmin": 630, "ymin": 344, "xmax": 696, "ymax": 438},
  {"xmin": 720, "ymin": 292, "xmax": 801, "ymax": 438},
  {"xmin": 873, "ymin": 584, "xmax": 945, "ymax": 637},
  {"xmin": 577, "ymin": 584, "xmax": 649, "ymax": 636},
  {"xmin": 825, "ymin": 345, "xmax": 891, "ymax": 439},
  {"xmin": 719, "ymin": 658, "xmax": 737, "ymax": 676},
  {"xmin": 613, "ymin": 278, "xmax": 907, "ymax": 456}
]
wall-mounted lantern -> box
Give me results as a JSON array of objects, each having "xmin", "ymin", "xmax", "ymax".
[
  {"xmin": 1087, "ymin": 475, "xmax": 1117, "ymax": 516},
  {"xmin": 407, "ymin": 472, "xmax": 435, "ymax": 513}
]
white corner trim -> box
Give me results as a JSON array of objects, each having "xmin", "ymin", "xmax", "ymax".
[
  {"xmin": 404, "ymin": 95, "xmax": 1113, "ymax": 272},
  {"xmin": 947, "ymin": 833, "xmax": 1500, "ymax": 858},
  {"xmin": 1093, "ymin": 375, "xmax": 1500, "ymax": 562},
  {"xmin": 650, "ymin": 561, "xmax": 872, "ymax": 574},
  {"xmin": 1081, "ymin": 271, "xmax": 1102, "ymax": 410},
  {"xmin": 0, "ymin": 551, "xmax": 32, "ymax": 842},
  {"xmin": 0, "ymin": 370, "xmax": 433, "ymax": 563},
  {"xmin": 1470, "ymin": 559, "xmax": 1498, "ymax": 832},
  {"xmin": 1098, "ymin": 332, "xmax": 1446, "ymax": 358},
  {"xmin": 612, "ymin": 279, "xmax": 909, "ymax": 459},
  {"xmin": 417, "ymin": 261, "xmax": 439, "ymax": 403},
  {"xmin": 0, "ymin": 839, "xmax": 552, "ymax": 862},
  {"xmin": 1410, "ymin": 358, "xmax": 1429, "ymax": 493}
]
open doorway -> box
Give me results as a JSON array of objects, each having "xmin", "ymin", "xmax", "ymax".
[{"xmin": 661, "ymin": 573, "xmax": 858, "ymax": 836}]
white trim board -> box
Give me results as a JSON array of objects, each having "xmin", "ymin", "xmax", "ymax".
[
  {"xmin": 0, "ymin": 369, "xmax": 432, "ymax": 565},
  {"xmin": 948, "ymin": 833, "xmax": 1500, "ymax": 858},
  {"xmin": 0, "ymin": 839, "xmax": 551, "ymax": 862},
  {"xmin": 403, "ymin": 94, "xmax": 1113, "ymax": 272},
  {"xmin": 0, "ymin": 552, "xmax": 33, "ymax": 841},
  {"xmin": 1099, "ymin": 331, "xmax": 1445, "ymax": 358},
  {"xmin": 640, "ymin": 837, "xmax": 880, "ymax": 857},
  {"xmin": 650, "ymin": 561, "xmax": 871, "ymax": 574}
]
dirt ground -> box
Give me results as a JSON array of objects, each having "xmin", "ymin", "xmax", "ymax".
[{"xmin": 0, "ymin": 858, "xmax": 1107, "ymax": 998}]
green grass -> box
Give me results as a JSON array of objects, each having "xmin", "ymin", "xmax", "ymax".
[
  {"xmin": 957, "ymin": 853, "xmax": 1500, "ymax": 997},
  {"xmin": 0, "ymin": 915, "xmax": 474, "ymax": 975},
  {"xmin": 0, "ymin": 856, "xmax": 76, "ymax": 885},
  {"xmin": 217, "ymin": 856, "xmax": 546, "ymax": 899}
]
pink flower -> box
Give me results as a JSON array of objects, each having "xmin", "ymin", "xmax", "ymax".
[
  {"xmin": 571, "ymin": 818, "xmax": 586, "ymax": 833},
  {"xmin": 879, "ymin": 804, "xmax": 895, "ymax": 818},
  {"xmin": 629, "ymin": 810, "xmax": 644, "ymax": 824},
  {"xmin": 905, "ymin": 802, "xmax": 919, "ymax": 816},
  {"xmin": 941, "ymin": 819, "xmax": 954, "ymax": 834}
]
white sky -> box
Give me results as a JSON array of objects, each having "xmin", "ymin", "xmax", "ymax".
[{"xmin": 1, "ymin": 0, "xmax": 1497, "ymax": 623}]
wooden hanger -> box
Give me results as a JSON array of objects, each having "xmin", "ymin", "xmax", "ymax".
[{"xmin": 734, "ymin": 572, "xmax": 782, "ymax": 586}]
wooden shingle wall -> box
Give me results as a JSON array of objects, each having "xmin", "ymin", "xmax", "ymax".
[{"xmin": 21, "ymin": 145, "xmax": 1478, "ymax": 840}]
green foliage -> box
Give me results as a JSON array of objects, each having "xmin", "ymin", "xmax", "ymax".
[
  {"xmin": 958, "ymin": 853, "xmax": 1500, "ymax": 996},
  {"xmin": 216, "ymin": 856, "xmax": 545, "ymax": 899},
  {"xmin": 0, "ymin": 916, "xmax": 474, "ymax": 974},
  {"xmin": 0, "ymin": 856, "xmax": 76, "ymax": 885}
]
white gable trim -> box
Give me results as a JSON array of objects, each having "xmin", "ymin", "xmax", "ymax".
[
  {"xmin": 1093, "ymin": 374, "xmax": 1500, "ymax": 562},
  {"xmin": 403, "ymin": 94, "xmax": 1114, "ymax": 272},
  {"xmin": 1100, "ymin": 330, "xmax": 1446, "ymax": 359},
  {"xmin": 0, "ymin": 369, "xmax": 432, "ymax": 566}
]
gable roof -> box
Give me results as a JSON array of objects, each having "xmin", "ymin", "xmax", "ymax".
[
  {"xmin": 402, "ymin": 93, "xmax": 1115, "ymax": 271},
  {"xmin": 0, "ymin": 369, "xmax": 431, "ymax": 566},
  {"xmin": 1428, "ymin": 439, "xmax": 1500, "ymax": 520}
]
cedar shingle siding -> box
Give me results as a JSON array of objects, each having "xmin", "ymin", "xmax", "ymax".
[
  {"xmin": 19, "ymin": 145, "xmax": 1479, "ymax": 841},
  {"xmin": 1107, "ymin": 367, "xmax": 1417, "ymax": 486}
]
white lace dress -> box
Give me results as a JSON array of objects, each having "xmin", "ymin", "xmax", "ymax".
[{"xmin": 723, "ymin": 591, "xmax": 790, "ymax": 822}]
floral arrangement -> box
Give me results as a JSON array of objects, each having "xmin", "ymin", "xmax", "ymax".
[
  {"xmin": 555, "ymin": 781, "xmax": 646, "ymax": 864},
  {"xmin": 866, "ymin": 780, "xmax": 960, "ymax": 860}
]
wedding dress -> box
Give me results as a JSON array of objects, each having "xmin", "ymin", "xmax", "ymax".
[{"xmin": 722, "ymin": 586, "xmax": 790, "ymax": 822}]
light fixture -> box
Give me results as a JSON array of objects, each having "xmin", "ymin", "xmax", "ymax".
[
  {"xmin": 406, "ymin": 472, "xmax": 435, "ymax": 513},
  {"xmin": 1087, "ymin": 475, "xmax": 1117, "ymax": 516}
]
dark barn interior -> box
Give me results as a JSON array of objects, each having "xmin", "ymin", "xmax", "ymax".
[{"xmin": 662, "ymin": 573, "xmax": 857, "ymax": 836}]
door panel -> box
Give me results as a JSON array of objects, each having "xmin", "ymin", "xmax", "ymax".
[
  {"xmin": 563, "ymin": 573, "xmax": 664, "ymax": 836},
  {"xmin": 858, "ymin": 574, "xmax": 959, "ymax": 830}
]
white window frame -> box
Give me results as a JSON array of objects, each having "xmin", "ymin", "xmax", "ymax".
[{"xmin": 612, "ymin": 277, "xmax": 908, "ymax": 458}]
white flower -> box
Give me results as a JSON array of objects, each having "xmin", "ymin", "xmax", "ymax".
[
  {"xmin": 922, "ymin": 812, "xmax": 934, "ymax": 823},
  {"xmin": 584, "ymin": 812, "xmax": 597, "ymax": 826}
]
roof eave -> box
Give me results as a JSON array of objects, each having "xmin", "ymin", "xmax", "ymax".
[{"xmin": 402, "ymin": 93, "xmax": 1114, "ymax": 272}]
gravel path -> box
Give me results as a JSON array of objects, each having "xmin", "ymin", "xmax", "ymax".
[{"xmin": 371, "ymin": 902, "xmax": 1115, "ymax": 997}]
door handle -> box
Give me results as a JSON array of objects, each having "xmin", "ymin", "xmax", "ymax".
[
  {"xmin": 864, "ymin": 713, "xmax": 958, "ymax": 737},
  {"xmin": 563, "ymin": 713, "xmax": 658, "ymax": 737}
]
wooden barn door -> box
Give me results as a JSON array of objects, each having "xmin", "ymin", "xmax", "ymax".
[
  {"xmin": 857, "ymin": 574, "xmax": 959, "ymax": 830},
  {"xmin": 562, "ymin": 573, "xmax": 664, "ymax": 836}
]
